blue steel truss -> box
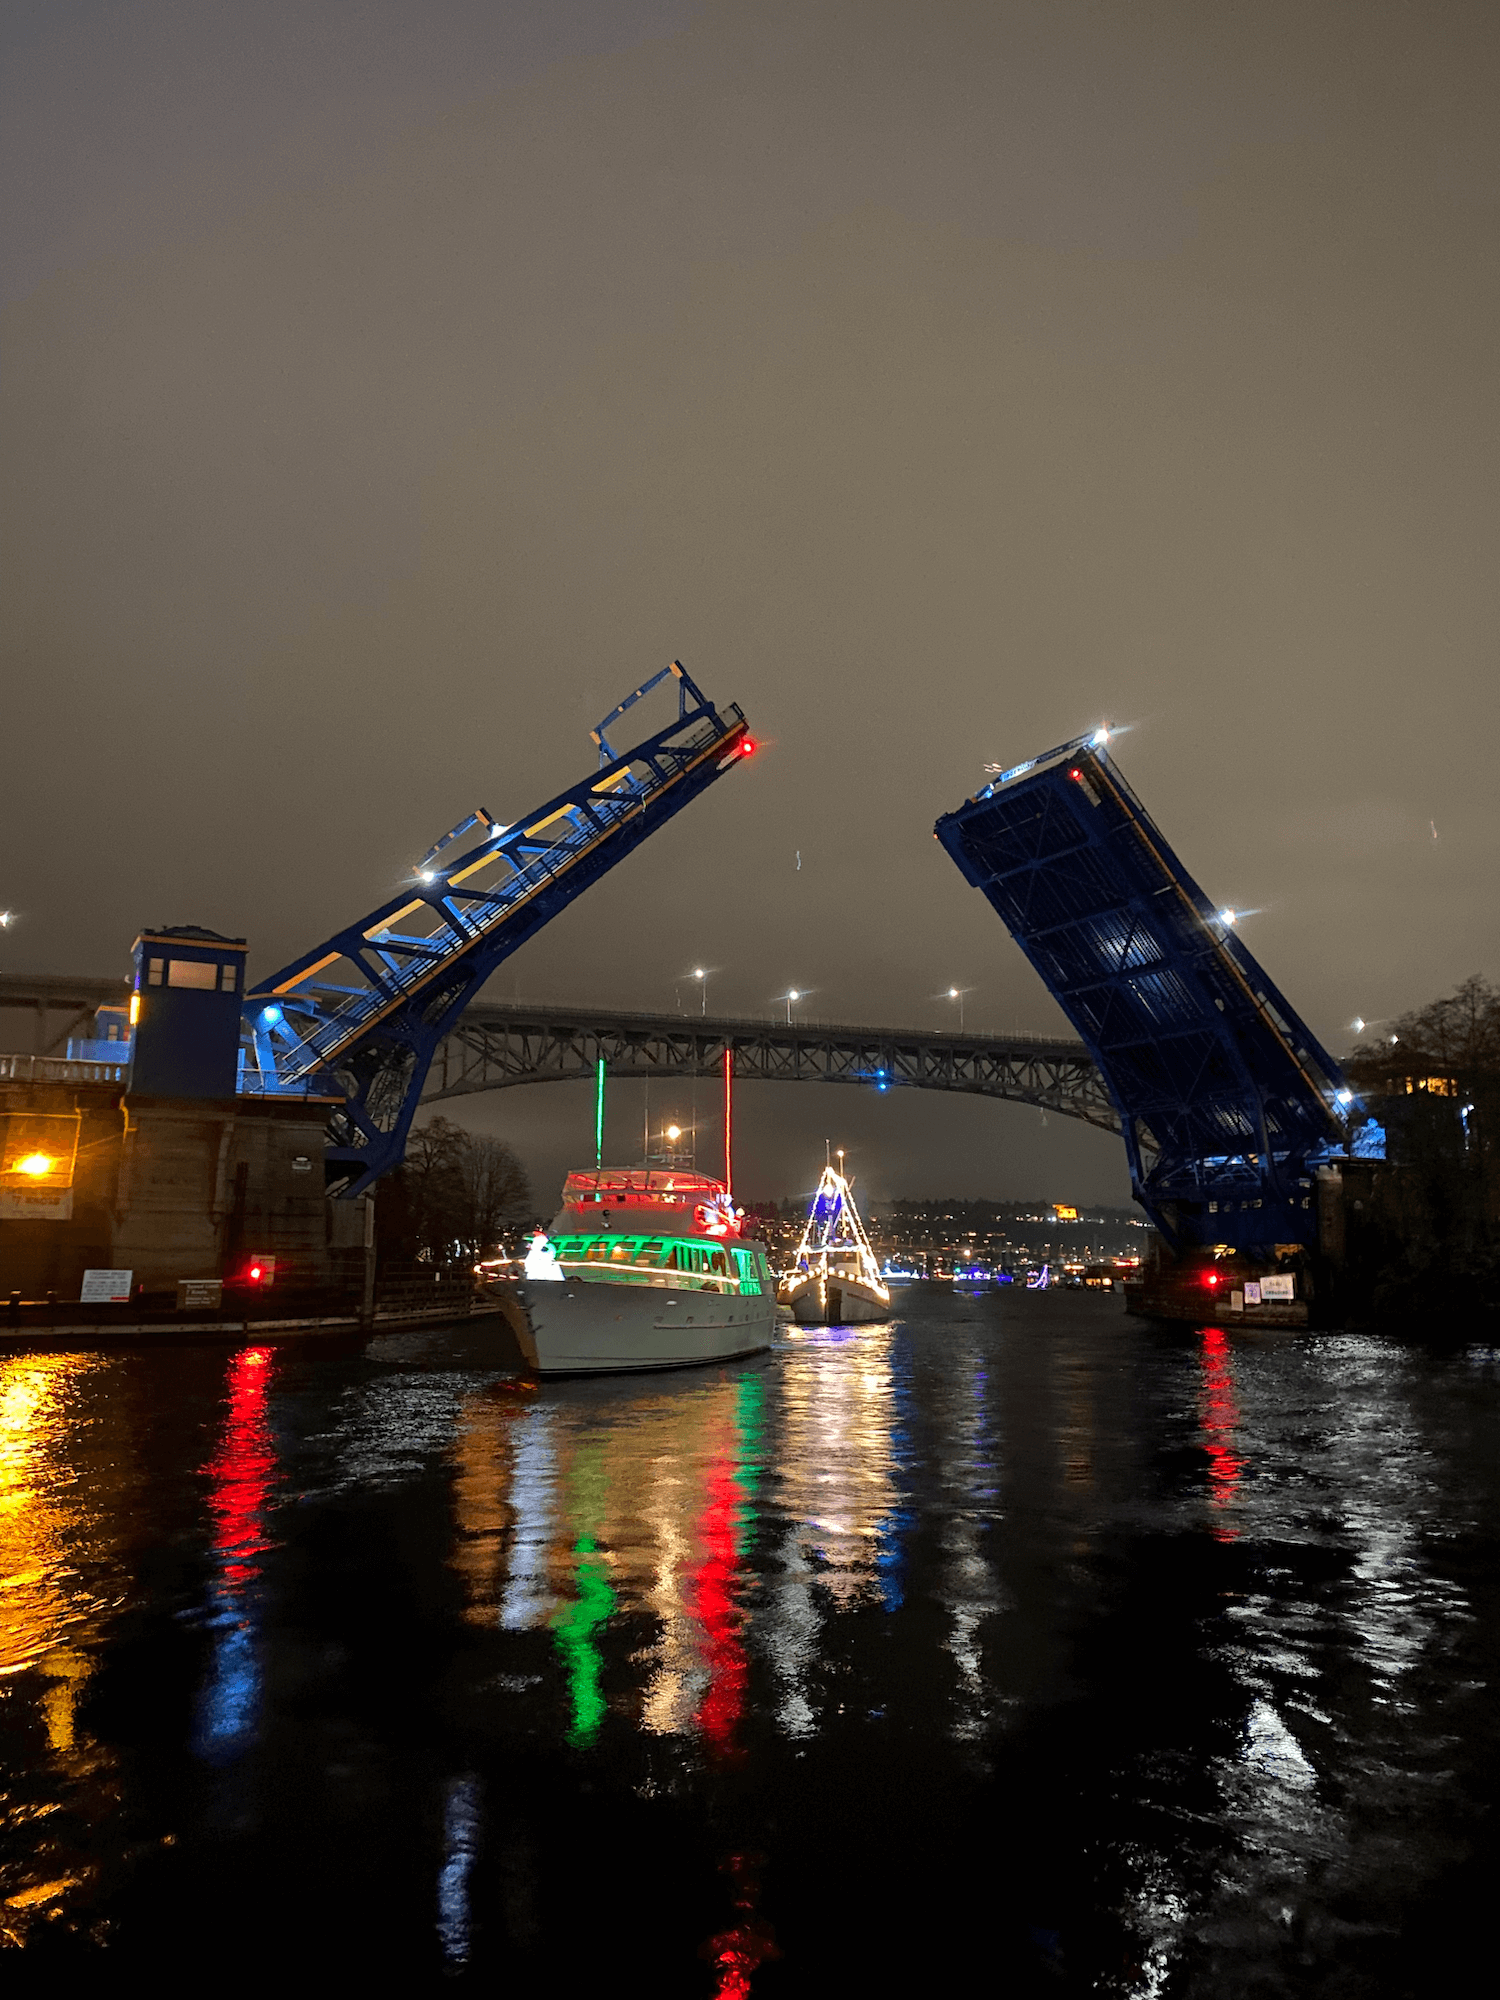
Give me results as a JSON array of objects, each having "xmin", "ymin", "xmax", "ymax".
[
  {"xmin": 935, "ymin": 732, "xmax": 1350, "ymax": 1254},
  {"xmin": 241, "ymin": 662, "xmax": 752, "ymax": 1195}
]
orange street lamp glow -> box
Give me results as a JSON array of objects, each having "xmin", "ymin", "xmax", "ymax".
[{"xmin": 16, "ymin": 1152, "xmax": 55, "ymax": 1177}]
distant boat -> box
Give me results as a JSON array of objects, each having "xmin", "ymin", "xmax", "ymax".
[{"xmin": 780, "ymin": 1160, "xmax": 892, "ymax": 1324}]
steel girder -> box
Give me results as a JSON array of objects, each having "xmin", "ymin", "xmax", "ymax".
[
  {"xmin": 935, "ymin": 732, "xmax": 1348, "ymax": 1252},
  {"xmin": 423, "ymin": 1002, "xmax": 1119, "ymax": 1134},
  {"xmin": 241, "ymin": 665, "xmax": 753, "ymax": 1195}
]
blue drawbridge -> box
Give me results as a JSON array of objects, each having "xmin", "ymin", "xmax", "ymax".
[
  {"xmin": 935, "ymin": 732, "xmax": 1354, "ymax": 1255},
  {"xmin": 242, "ymin": 663, "xmax": 753, "ymax": 1195}
]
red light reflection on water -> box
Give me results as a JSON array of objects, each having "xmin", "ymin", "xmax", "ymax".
[
  {"xmin": 689, "ymin": 1448, "xmax": 747, "ymax": 1757},
  {"xmin": 699, "ymin": 1853, "xmax": 781, "ymax": 1997},
  {"xmin": 1198, "ymin": 1326, "xmax": 1243, "ymax": 1538},
  {"xmin": 207, "ymin": 1347, "xmax": 275, "ymax": 1586}
]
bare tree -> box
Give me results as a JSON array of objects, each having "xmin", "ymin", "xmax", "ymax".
[{"xmin": 390, "ymin": 1117, "xmax": 534, "ymax": 1262}]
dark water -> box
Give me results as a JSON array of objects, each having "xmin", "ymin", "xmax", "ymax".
[{"xmin": 3, "ymin": 1289, "xmax": 1498, "ymax": 1991}]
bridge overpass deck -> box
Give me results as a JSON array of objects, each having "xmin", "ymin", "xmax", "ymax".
[{"xmin": 426, "ymin": 1000, "xmax": 1118, "ymax": 1135}]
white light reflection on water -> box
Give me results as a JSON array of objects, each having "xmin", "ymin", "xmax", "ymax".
[
  {"xmin": 1176, "ymin": 1330, "xmax": 1477, "ymax": 1976},
  {"xmin": 436, "ymin": 1773, "xmax": 482, "ymax": 1966},
  {"xmin": 937, "ymin": 1348, "xmax": 1003, "ymax": 1739},
  {"xmin": 764, "ymin": 1327, "xmax": 902, "ymax": 1736},
  {"xmin": 499, "ymin": 1403, "xmax": 558, "ymax": 1632}
]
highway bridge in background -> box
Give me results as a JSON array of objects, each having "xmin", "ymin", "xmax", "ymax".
[
  {"xmin": 424, "ymin": 999, "xmax": 1117, "ymax": 1134},
  {"xmin": 0, "ymin": 973, "xmax": 1117, "ymax": 1135}
]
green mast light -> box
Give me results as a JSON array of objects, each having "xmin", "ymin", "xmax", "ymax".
[{"xmin": 595, "ymin": 1056, "xmax": 606, "ymax": 1169}]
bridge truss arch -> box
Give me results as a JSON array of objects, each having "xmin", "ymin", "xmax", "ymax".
[{"xmin": 423, "ymin": 1002, "xmax": 1122, "ymax": 1137}]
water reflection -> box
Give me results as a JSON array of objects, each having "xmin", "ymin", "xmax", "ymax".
[
  {"xmin": 768, "ymin": 1327, "xmax": 906, "ymax": 1738},
  {"xmin": 0, "ymin": 1300, "xmax": 1490, "ymax": 1987},
  {"xmin": 1197, "ymin": 1325, "xmax": 1244, "ymax": 1535},
  {"xmin": 193, "ymin": 1347, "xmax": 277, "ymax": 1763},
  {"xmin": 0, "ymin": 1353, "xmax": 122, "ymax": 1935}
]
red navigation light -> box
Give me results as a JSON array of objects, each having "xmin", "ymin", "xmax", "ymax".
[
  {"xmin": 740, "ymin": 738, "xmax": 757, "ymax": 756},
  {"xmin": 1068, "ymin": 767, "xmax": 1083, "ymax": 781},
  {"xmin": 1203, "ymin": 1271, "xmax": 1221, "ymax": 1288},
  {"xmin": 248, "ymin": 1264, "xmax": 263, "ymax": 1281}
]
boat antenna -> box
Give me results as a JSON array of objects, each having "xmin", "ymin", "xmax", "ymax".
[{"xmin": 723, "ymin": 1047, "xmax": 734, "ymax": 1197}]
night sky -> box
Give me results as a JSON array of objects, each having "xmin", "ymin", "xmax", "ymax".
[{"xmin": 4, "ymin": 1, "xmax": 1497, "ymax": 1210}]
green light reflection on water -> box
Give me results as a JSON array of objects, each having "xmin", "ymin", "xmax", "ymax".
[
  {"xmin": 553, "ymin": 1534, "xmax": 616, "ymax": 1746},
  {"xmin": 734, "ymin": 1374, "xmax": 765, "ymax": 1555}
]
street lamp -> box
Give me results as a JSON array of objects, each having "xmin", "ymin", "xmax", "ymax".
[
  {"xmin": 781, "ymin": 988, "xmax": 801, "ymax": 1026},
  {"xmin": 939, "ymin": 985, "xmax": 972, "ymax": 1032},
  {"xmin": 692, "ymin": 968, "xmax": 707, "ymax": 1016}
]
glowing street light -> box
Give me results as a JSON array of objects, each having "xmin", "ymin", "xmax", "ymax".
[
  {"xmin": 0, "ymin": 911, "xmax": 15, "ymax": 929},
  {"xmin": 692, "ymin": 967, "xmax": 708, "ymax": 1016},
  {"xmin": 937, "ymin": 984, "xmax": 973, "ymax": 1031},
  {"xmin": 780, "ymin": 988, "xmax": 802, "ymax": 1026},
  {"xmin": 16, "ymin": 1152, "xmax": 55, "ymax": 1178}
]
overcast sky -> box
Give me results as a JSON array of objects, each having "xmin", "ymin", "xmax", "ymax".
[{"xmin": 4, "ymin": 0, "xmax": 1498, "ymax": 1208}]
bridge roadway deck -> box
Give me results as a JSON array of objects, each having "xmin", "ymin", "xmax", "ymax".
[
  {"xmin": 0, "ymin": 976, "xmax": 1119, "ymax": 1136},
  {"xmin": 424, "ymin": 1001, "xmax": 1119, "ymax": 1135}
]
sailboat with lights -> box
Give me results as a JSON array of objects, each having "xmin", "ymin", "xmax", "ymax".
[{"xmin": 781, "ymin": 1155, "xmax": 892, "ymax": 1324}]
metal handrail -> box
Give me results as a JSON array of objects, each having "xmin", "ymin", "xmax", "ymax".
[{"xmin": 0, "ymin": 1053, "xmax": 127, "ymax": 1083}]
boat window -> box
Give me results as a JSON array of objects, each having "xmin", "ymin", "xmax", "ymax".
[
  {"xmin": 732, "ymin": 1249, "xmax": 761, "ymax": 1294},
  {"xmin": 583, "ymin": 1240, "xmax": 610, "ymax": 1262},
  {"xmin": 709, "ymin": 1250, "xmax": 728, "ymax": 1275},
  {"xmin": 634, "ymin": 1241, "xmax": 664, "ymax": 1266},
  {"xmin": 610, "ymin": 1240, "xmax": 635, "ymax": 1262}
]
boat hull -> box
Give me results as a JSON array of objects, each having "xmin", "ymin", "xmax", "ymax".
[
  {"xmin": 783, "ymin": 1275, "xmax": 891, "ymax": 1325},
  {"xmin": 496, "ymin": 1278, "xmax": 775, "ymax": 1376}
]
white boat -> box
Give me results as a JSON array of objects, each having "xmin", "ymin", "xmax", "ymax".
[
  {"xmin": 780, "ymin": 1159, "xmax": 892, "ymax": 1324},
  {"xmin": 494, "ymin": 1169, "xmax": 777, "ymax": 1375}
]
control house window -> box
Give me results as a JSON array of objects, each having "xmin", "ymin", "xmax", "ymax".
[{"xmin": 167, "ymin": 960, "xmax": 219, "ymax": 990}]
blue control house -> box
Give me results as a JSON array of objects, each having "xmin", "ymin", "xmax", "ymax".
[{"xmin": 128, "ymin": 927, "xmax": 248, "ymax": 1099}]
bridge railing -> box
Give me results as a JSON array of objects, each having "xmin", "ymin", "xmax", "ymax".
[
  {"xmin": 453, "ymin": 1000, "xmax": 1086, "ymax": 1050},
  {"xmin": 0, "ymin": 1053, "xmax": 128, "ymax": 1084}
]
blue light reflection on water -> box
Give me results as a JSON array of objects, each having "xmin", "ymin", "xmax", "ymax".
[{"xmin": 1, "ymin": 1299, "xmax": 1497, "ymax": 1988}]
